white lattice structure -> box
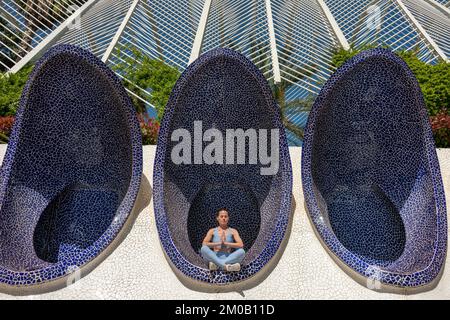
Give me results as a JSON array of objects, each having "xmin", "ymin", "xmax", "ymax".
[{"xmin": 1, "ymin": 0, "xmax": 449, "ymax": 144}]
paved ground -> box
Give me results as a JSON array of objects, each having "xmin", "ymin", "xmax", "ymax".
[{"xmin": 0, "ymin": 145, "xmax": 449, "ymax": 300}]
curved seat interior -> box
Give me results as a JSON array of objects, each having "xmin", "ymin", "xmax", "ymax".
[
  {"xmin": 310, "ymin": 54, "xmax": 438, "ymax": 274},
  {"xmin": 0, "ymin": 50, "xmax": 133, "ymax": 273},
  {"xmin": 162, "ymin": 53, "xmax": 288, "ymax": 269}
]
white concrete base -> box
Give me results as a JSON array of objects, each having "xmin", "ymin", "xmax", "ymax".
[{"xmin": 0, "ymin": 145, "xmax": 449, "ymax": 300}]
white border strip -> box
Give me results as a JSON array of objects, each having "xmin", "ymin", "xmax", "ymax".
[{"xmin": 8, "ymin": 0, "xmax": 98, "ymax": 74}]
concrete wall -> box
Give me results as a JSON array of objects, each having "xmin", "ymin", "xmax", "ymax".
[{"xmin": 0, "ymin": 145, "xmax": 449, "ymax": 300}]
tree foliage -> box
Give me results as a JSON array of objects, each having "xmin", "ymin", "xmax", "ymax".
[
  {"xmin": 249, "ymin": 37, "xmax": 316, "ymax": 141},
  {"xmin": 112, "ymin": 46, "xmax": 180, "ymax": 120},
  {"xmin": 0, "ymin": 64, "xmax": 33, "ymax": 116},
  {"xmin": 0, "ymin": 17, "xmax": 21, "ymax": 71},
  {"xmin": 16, "ymin": 1, "xmax": 80, "ymax": 60}
]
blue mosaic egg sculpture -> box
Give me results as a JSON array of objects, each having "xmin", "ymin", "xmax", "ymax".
[
  {"xmin": 302, "ymin": 48, "xmax": 447, "ymax": 293},
  {"xmin": 0, "ymin": 44, "xmax": 142, "ymax": 294},
  {"xmin": 153, "ymin": 48, "xmax": 292, "ymax": 287}
]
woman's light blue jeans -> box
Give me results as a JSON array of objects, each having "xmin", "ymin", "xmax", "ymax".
[{"xmin": 200, "ymin": 245, "xmax": 245, "ymax": 269}]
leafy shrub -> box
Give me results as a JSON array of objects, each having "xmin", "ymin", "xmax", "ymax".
[
  {"xmin": 112, "ymin": 46, "xmax": 180, "ymax": 120},
  {"xmin": 331, "ymin": 43, "xmax": 381, "ymax": 68},
  {"xmin": 0, "ymin": 116, "xmax": 15, "ymax": 143},
  {"xmin": 430, "ymin": 109, "xmax": 450, "ymax": 148},
  {"xmin": 138, "ymin": 114, "xmax": 160, "ymax": 145},
  {"xmin": 0, "ymin": 65, "xmax": 33, "ymax": 116},
  {"xmin": 0, "ymin": 17, "xmax": 21, "ymax": 72}
]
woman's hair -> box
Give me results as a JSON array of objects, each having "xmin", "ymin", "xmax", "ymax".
[{"xmin": 216, "ymin": 207, "xmax": 229, "ymax": 217}]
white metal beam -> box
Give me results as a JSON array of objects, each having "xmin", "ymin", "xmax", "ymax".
[
  {"xmin": 188, "ymin": 0, "xmax": 212, "ymax": 65},
  {"xmin": 265, "ymin": 0, "xmax": 281, "ymax": 83},
  {"xmin": 423, "ymin": 0, "xmax": 450, "ymax": 18},
  {"xmin": 8, "ymin": 0, "xmax": 98, "ymax": 74},
  {"xmin": 395, "ymin": 0, "xmax": 449, "ymax": 62},
  {"xmin": 316, "ymin": 0, "xmax": 350, "ymax": 50},
  {"xmin": 102, "ymin": 0, "xmax": 140, "ymax": 63}
]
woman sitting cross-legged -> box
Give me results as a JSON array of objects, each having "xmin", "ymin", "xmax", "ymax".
[{"xmin": 200, "ymin": 207, "xmax": 245, "ymax": 272}]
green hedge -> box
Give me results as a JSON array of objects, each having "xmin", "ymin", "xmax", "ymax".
[
  {"xmin": 111, "ymin": 46, "xmax": 180, "ymax": 121},
  {"xmin": 0, "ymin": 65, "xmax": 33, "ymax": 116}
]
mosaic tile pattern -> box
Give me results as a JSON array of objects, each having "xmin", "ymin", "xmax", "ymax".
[
  {"xmin": 153, "ymin": 48, "xmax": 292, "ymax": 284},
  {"xmin": 0, "ymin": 44, "xmax": 142, "ymax": 290},
  {"xmin": 302, "ymin": 48, "xmax": 447, "ymax": 290}
]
